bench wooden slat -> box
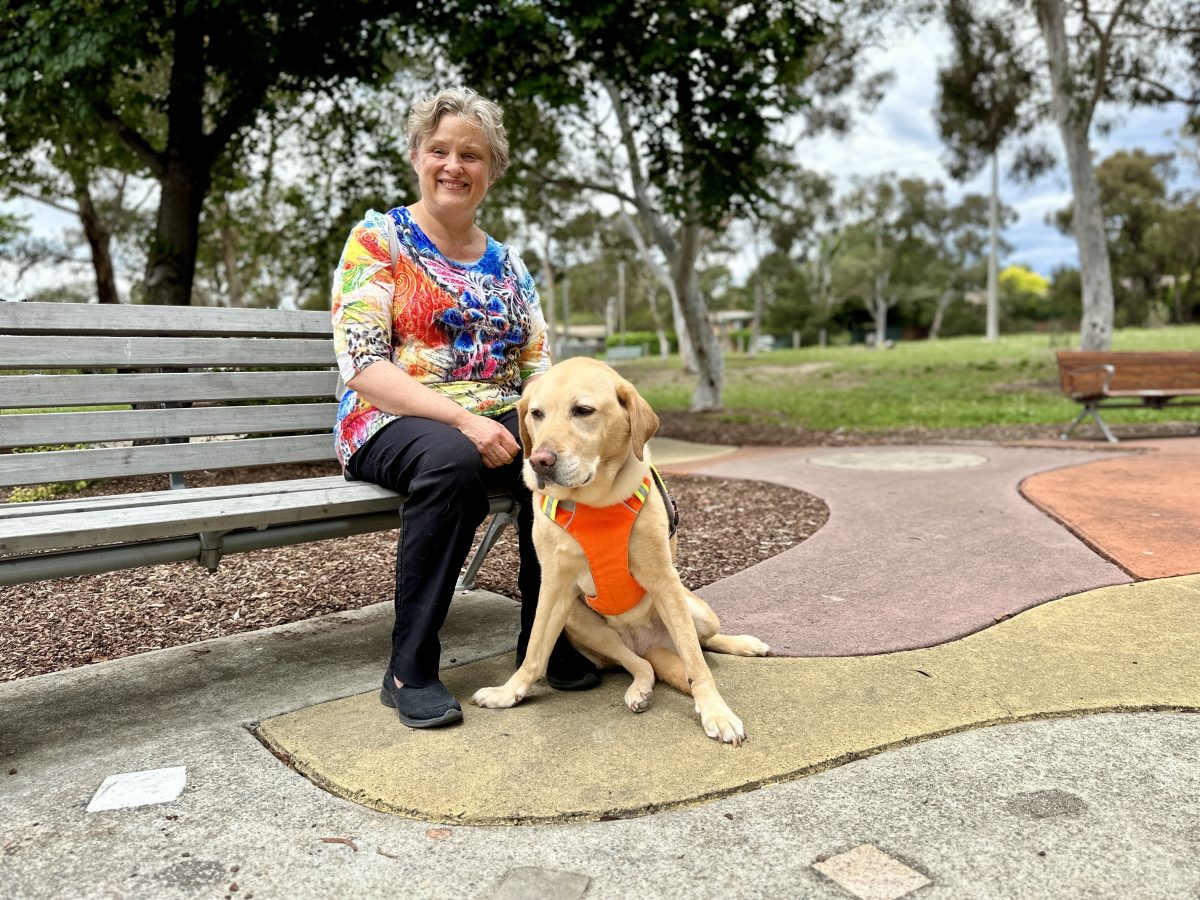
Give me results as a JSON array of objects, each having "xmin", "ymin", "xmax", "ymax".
[
  {"xmin": 1, "ymin": 402, "xmax": 337, "ymax": 448},
  {"xmin": 0, "ymin": 482, "xmax": 403, "ymax": 553},
  {"xmin": 0, "ymin": 335, "xmax": 335, "ymax": 369},
  {"xmin": 1057, "ymin": 351, "xmax": 1200, "ymax": 398},
  {"xmin": 1, "ymin": 434, "xmax": 336, "ymax": 487},
  {"xmin": 0, "ymin": 475, "xmax": 367, "ymax": 519},
  {"xmin": 0, "ymin": 301, "xmax": 330, "ymax": 338},
  {"xmin": 0, "ymin": 371, "xmax": 339, "ymax": 408}
]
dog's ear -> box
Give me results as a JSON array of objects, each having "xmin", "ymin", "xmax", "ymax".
[
  {"xmin": 517, "ymin": 393, "xmax": 534, "ymax": 458},
  {"xmin": 616, "ymin": 380, "xmax": 659, "ymax": 461}
]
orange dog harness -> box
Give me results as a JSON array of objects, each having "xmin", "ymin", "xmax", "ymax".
[{"xmin": 538, "ymin": 473, "xmax": 668, "ymax": 617}]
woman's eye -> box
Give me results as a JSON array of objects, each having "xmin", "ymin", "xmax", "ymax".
[{"xmin": 572, "ymin": 406, "xmax": 594, "ymax": 418}]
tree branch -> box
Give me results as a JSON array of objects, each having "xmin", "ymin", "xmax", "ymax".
[
  {"xmin": 540, "ymin": 175, "xmax": 641, "ymax": 209},
  {"xmin": 599, "ymin": 78, "xmax": 679, "ymax": 257},
  {"xmin": 6, "ymin": 185, "xmax": 79, "ymax": 217},
  {"xmin": 91, "ymin": 102, "xmax": 164, "ymax": 177}
]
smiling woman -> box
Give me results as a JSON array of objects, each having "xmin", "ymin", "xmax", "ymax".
[{"xmin": 329, "ymin": 88, "xmax": 600, "ymax": 730}]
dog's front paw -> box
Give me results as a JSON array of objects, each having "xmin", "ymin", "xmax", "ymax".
[
  {"xmin": 698, "ymin": 702, "xmax": 746, "ymax": 746},
  {"xmin": 470, "ymin": 684, "xmax": 525, "ymax": 709},
  {"xmin": 740, "ymin": 636, "xmax": 770, "ymax": 657},
  {"xmin": 624, "ymin": 683, "xmax": 653, "ymax": 713}
]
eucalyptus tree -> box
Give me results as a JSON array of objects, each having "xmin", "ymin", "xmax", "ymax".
[
  {"xmin": 936, "ymin": 0, "xmax": 1034, "ymax": 340},
  {"xmin": 934, "ymin": 0, "xmax": 1200, "ymax": 350}
]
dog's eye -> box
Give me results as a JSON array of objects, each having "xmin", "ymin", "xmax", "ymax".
[
  {"xmin": 572, "ymin": 405, "xmax": 595, "ymax": 418},
  {"xmin": 529, "ymin": 409, "xmax": 544, "ymax": 420}
]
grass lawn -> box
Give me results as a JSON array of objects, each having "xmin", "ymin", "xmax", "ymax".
[{"xmin": 615, "ymin": 326, "xmax": 1200, "ymax": 432}]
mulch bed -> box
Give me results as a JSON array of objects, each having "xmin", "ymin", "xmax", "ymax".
[{"xmin": 0, "ymin": 464, "xmax": 827, "ymax": 682}]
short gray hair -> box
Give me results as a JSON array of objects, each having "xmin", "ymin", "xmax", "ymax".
[{"xmin": 406, "ymin": 88, "xmax": 510, "ymax": 182}]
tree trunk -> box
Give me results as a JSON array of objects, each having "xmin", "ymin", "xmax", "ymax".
[
  {"xmin": 645, "ymin": 288, "xmax": 671, "ymax": 357},
  {"xmin": 144, "ymin": 160, "xmax": 209, "ymax": 306},
  {"xmin": 986, "ymin": 150, "xmax": 1000, "ymax": 341},
  {"xmin": 143, "ymin": 11, "xmax": 209, "ymax": 306},
  {"xmin": 532, "ymin": 230, "xmax": 557, "ymax": 357},
  {"xmin": 220, "ymin": 202, "xmax": 243, "ymax": 308},
  {"xmin": 929, "ymin": 288, "xmax": 954, "ymax": 340},
  {"xmin": 749, "ymin": 276, "xmax": 764, "ymax": 358},
  {"xmin": 872, "ymin": 228, "xmax": 889, "ymax": 349},
  {"xmin": 674, "ymin": 222, "xmax": 723, "ymax": 410},
  {"xmin": 617, "ymin": 208, "xmax": 697, "ymax": 371},
  {"xmin": 1036, "ymin": 0, "xmax": 1115, "ymax": 350},
  {"xmin": 71, "ymin": 175, "xmax": 120, "ymax": 305}
]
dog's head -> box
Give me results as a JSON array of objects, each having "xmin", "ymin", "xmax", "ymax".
[{"xmin": 518, "ymin": 357, "xmax": 659, "ymax": 496}]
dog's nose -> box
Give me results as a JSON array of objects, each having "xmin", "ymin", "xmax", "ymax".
[{"xmin": 529, "ymin": 448, "xmax": 557, "ymax": 473}]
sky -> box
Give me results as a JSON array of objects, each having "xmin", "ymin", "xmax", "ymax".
[
  {"xmin": 3, "ymin": 17, "xmax": 1196, "ymax": 299},
  {"xmin": 782, "ymin": 17, "xmax": 1197, "ymax": 281}
]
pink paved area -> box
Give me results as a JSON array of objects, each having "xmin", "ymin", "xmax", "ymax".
[
  {"xmin": 1021, "ymin": 437, "xmax": 1200, "ymax": 580},
  {"xmin": 662, "ymin": 445, "xmax": 1134, "ymax": 657}
]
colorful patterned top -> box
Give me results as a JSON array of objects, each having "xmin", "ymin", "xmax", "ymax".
[{"xmin": 331, "ymin": 207, "xmax": 551, "ymax": 467}]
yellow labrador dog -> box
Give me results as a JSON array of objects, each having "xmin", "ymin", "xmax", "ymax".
[{"xmin": 470, "ymin": 357, "xmax": 768, "ymax": 744}]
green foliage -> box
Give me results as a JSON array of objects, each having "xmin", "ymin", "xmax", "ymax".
[
  {"xmin": 437, "ymin": 0, "xmax": 826, "ymax": 227},
  {"xmin": 8, "ymin": 481, "xmax": 91, "ymax": 503},
  {"xmin": 936, "ymin": 0, "xmax": 1036, "ymax": 179},
  {"xmin": 606, "ymin": 331, "xmax": 675, "ymax": 352}
]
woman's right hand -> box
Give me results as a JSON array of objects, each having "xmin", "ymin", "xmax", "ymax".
[{"xmin": 458, "ymin": 414, "xmax": 520, "ymax": 468}]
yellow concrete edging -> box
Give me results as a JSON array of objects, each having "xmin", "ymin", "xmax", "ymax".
[{"xmin": 255, "ymin": 576, "xmax": 1199, "ymax": 825}]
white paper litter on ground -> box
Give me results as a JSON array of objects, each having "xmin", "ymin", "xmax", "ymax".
[{"xmin": 86, "ymin": 766, "xmax": 187, "ymax": 812}]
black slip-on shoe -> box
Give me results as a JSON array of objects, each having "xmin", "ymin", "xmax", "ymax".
[
  {"xmin": 515, "ymin": 645, "xmax": 601, "ymax": 692},
  {"xmin": 380, "ymin": 675, "xmax": 463, "ymax": 728}
]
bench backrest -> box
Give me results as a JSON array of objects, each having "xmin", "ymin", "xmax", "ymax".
[
  {"xmin": 1056, "ymin": 350, "xmax": 1200, "ymax": 398},
  {"xmin": 0, "ymin": 302, "xmax": 338, "ymax": 488}
]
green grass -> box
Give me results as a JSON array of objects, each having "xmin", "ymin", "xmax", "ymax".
[{"xmin": 616, "ymin": 326, "xmax": 1200, "ymax": 432}]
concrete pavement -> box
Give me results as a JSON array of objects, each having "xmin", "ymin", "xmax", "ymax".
[{"xmin": 2, "ymin": 435, "xmax": 1199, "ymax": 899}]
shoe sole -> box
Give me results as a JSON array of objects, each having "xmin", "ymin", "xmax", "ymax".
[{"xmin": 379, "ymin": 688, "xmax": 464, "ymax": 728}]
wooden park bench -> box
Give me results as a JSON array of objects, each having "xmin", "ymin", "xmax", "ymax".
[
  {"xmin": 1056, "ymin": 350, "xmax": 1200, "ymax": 443},
  {"xmin": 0, "ymin": 301, "xmax": 514, "ymax": 588}
]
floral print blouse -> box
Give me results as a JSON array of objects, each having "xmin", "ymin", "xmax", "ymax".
[{"xmin": 331, "ymin": 207, "xmax": 551, "ymax": 467}]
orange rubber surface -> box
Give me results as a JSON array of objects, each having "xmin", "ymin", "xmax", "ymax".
[{"xmin": 1021, "ymin": 438, "xmax": 1200, "ymax": 579}]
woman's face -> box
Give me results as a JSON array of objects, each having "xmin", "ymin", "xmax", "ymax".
[{"xmin": 412, "ymin": 115, "xmax": 492, "ymax": 219}]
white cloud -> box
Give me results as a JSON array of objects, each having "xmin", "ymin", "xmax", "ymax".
[{"xmin": 774, "ymin": 17, "xmax": 1195, "ymax": 282}]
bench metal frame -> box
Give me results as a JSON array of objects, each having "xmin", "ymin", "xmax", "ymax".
[{"xmin": 0, "ymin": 301, "xmax": 514, "ymax": 589}]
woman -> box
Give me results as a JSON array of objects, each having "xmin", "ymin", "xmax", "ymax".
[{"xmin": 331, "ymin": 88, "xmax": 598, "ymax": 729}]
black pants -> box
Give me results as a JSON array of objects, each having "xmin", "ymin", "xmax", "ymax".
[{"xmin": 346, "ymin": 409, "xmax": 542, "ymax": 687}]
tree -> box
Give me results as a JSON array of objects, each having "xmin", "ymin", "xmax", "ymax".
[
  {"xmin": 936, "ymin": 0, "xmax": 1034, "ymax": 340},
  {"xmin": 0, "ymin": 0, "xmax": 416, "ymax": 306},
  {"xmin": 1057, "ymin": 148, "xmax": 1200, "ymax": 325},
  {"xmin": 437, "ymin": 0, "xmax": 900, "ymax": 409},
  {"xmin": 937, "ymin": 0, "xmax": 1200, "ymax": 349}
]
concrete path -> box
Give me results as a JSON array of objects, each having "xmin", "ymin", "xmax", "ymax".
[{"xmin": 2, "ymin": 436, "xmax": 1199, "ymax": 899}]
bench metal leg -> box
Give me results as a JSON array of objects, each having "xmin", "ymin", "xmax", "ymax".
[
  {"xmin": 457, "ymin": 502, "xmax": 519, "ymax": 591},
  {"xmin": 1061, "ymin": 402, "xmax": 1118, "ymax": 443}
]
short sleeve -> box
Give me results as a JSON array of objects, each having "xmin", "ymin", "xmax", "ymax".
[
  {"xmin": 331, "ymin": 210, "xmax": 395, "ymax": 385},
  {"xmin": 510, "ymin": 250, "xmax": 552, "ymax": 380}
]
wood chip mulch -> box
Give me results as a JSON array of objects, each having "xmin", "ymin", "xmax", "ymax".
[{"xmin": 0, "ymin": 468, "xmax": 827, "ymax": 682}]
